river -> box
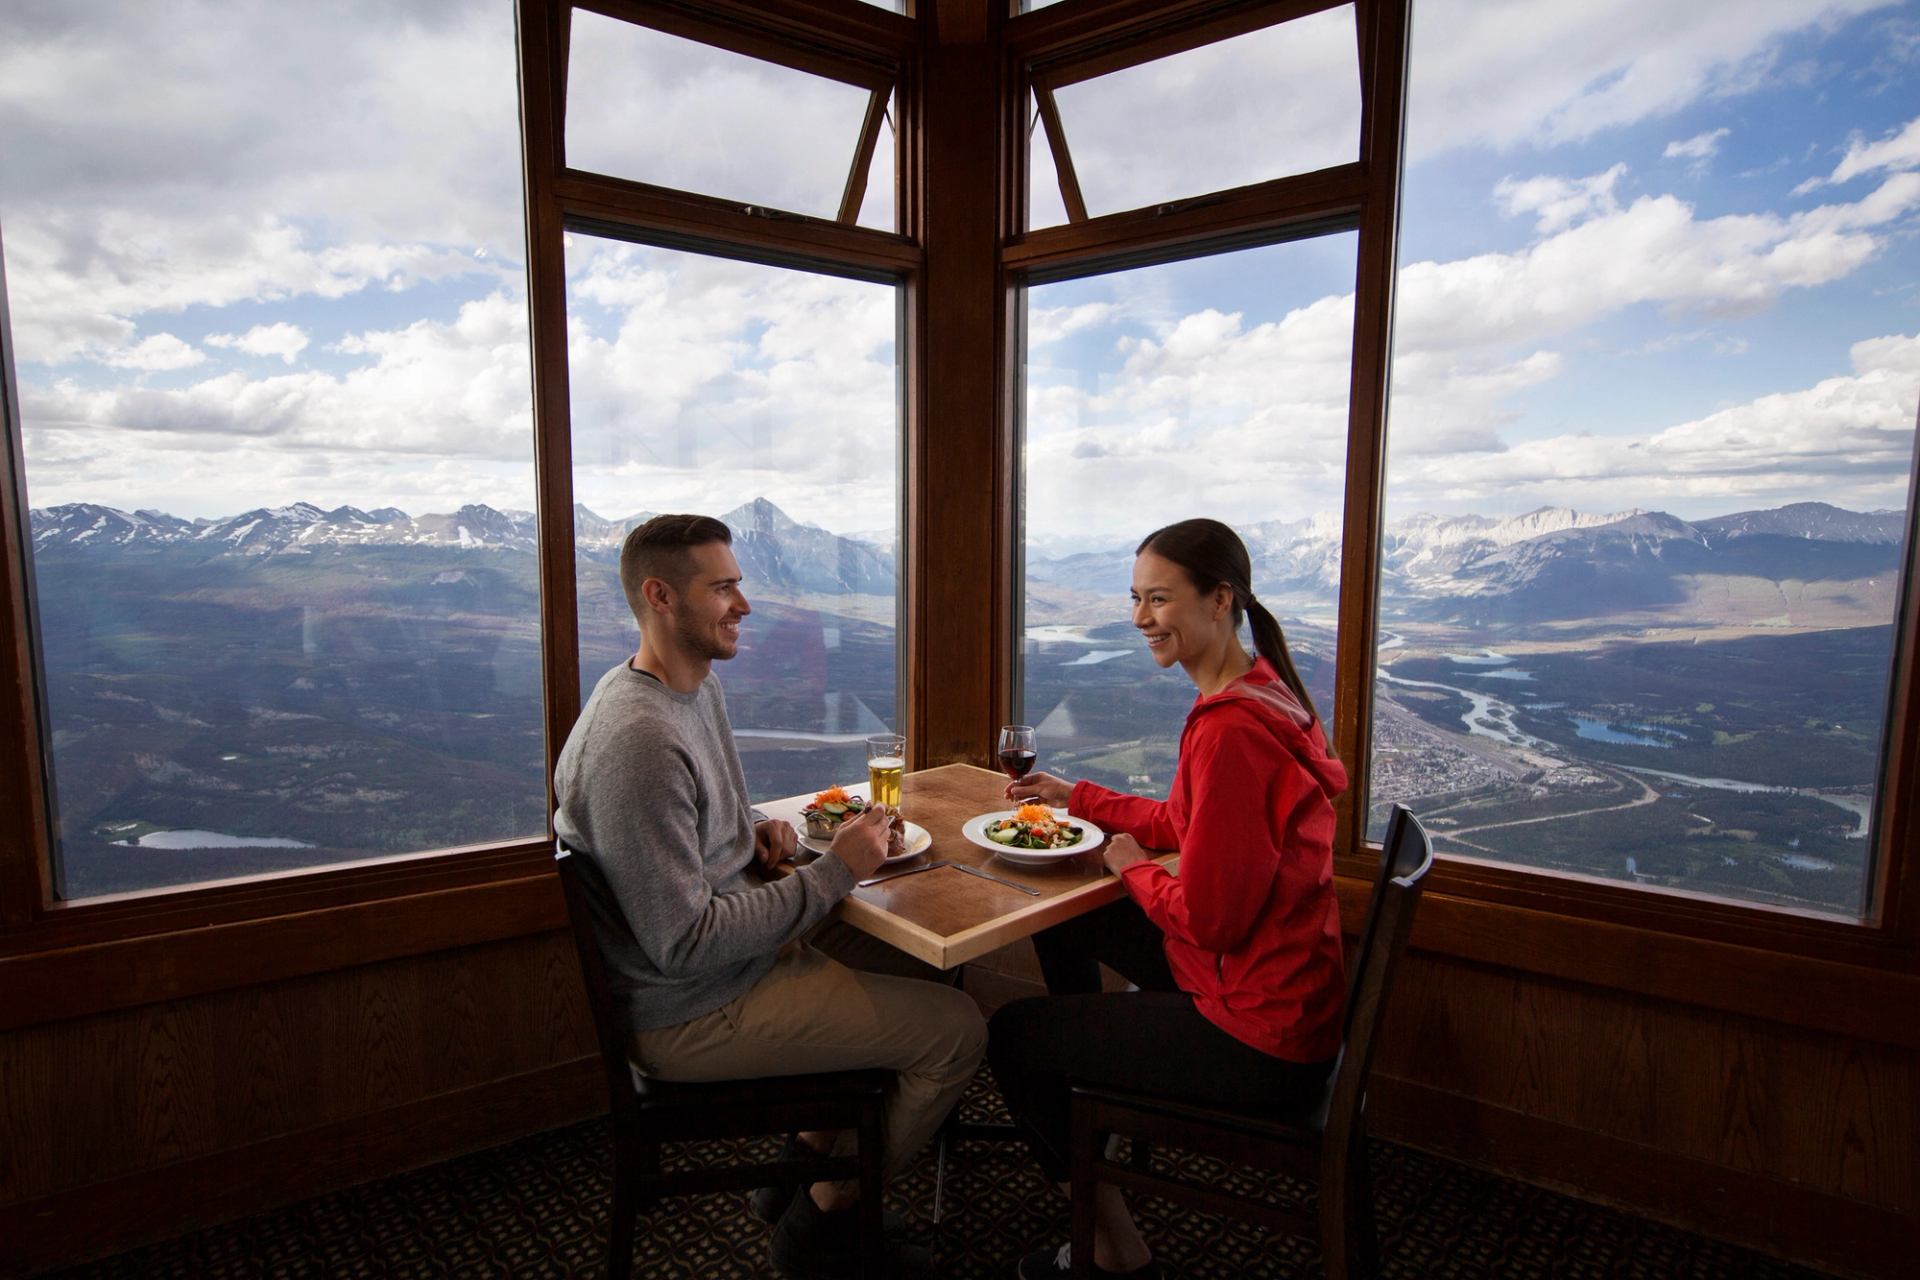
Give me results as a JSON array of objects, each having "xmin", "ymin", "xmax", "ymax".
[{"xmin": 1380, "ymin": 658, "xmax": 1872, "ymax": 839}]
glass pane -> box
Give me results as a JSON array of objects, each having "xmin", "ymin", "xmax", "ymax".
[
  {"xmin": 566, "ymin": 10, "xmax": 881, "ymax": 223},
  {"xmin": 1021, "ymin": 237, "xmax": 1358, "ymax": 796},
  {"xmin": 1371, "ymin": 0, "xmax": 1919, "ymax": 918},
  {"xmin": 1, "ymin": 3, "xmax": 541, "ymax": 899},
  {"xmin": 1028, "ymin": 91, "xmax": 1070, "ymax": 230},
  {"xmin": 855, "ymin": 90, "xmax": 898, "ymax": 233},
  {"xmin": 1037, "ymin": 6, "xmax": 1361, "ymax": 227},
  {"xmin": 567, "ymin": 234, "xmax": 900, "ymax": 803}
]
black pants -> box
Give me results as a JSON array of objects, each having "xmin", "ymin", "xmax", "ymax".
[{"xmin": 988, "ymin": 898, "xmax": 1335, "ymax": 1182}]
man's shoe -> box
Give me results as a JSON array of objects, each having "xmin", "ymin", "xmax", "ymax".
[
  {"xmin": 1014, "ymin": 1243, "xmax": 1163, "ymax": 1279},
  {"xmin": 751, "ymin": 1137, "xmax": 908, "ymax": 1239},
  {"xmin": 769, "ymin": 1185, "xmax": 933, "ymax": 1279}
]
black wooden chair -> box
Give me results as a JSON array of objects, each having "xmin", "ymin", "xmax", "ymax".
[
  {"xmin": 1066, "ymin": 804, "xmax": 1435, "ymax": 1279},
  {"xmin": 554, "ymin": 841, "xmax": 890, "ymax": 1280}
]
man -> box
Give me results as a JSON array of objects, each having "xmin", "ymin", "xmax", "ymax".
[{"xmin": 553, "ymin": 513, "xmax": 984, "ymax": 1279}]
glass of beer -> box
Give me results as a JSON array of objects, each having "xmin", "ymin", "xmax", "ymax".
[{"xmin": 866, "ymin": 733, "xmax": 905, "ymax": 809}]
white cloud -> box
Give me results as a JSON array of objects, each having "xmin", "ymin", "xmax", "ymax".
[
  {"xmin": 1407, "ymin": 0, "xmax": 1893, "ymax": 159},
  {"xmin": 104, "ymin": 333, "xmax": 205, "ymax": 372},
  {"xmin": 22, "ymin": 293, "xmax": 533, "ymax": 476},
  {"xmin": 1029, "ymin": 302, "xmax": 1117, "ymax": 348},
  {"xmin": 1664, "ymin": 126, "xmax": 1731, "ymax": 160},
  {"xmin": 1795, "ymin": 113, "xmax": 1920, "ymax": 193},
  {"xmin": 1398, "ymin": 171, "xmax": 1916, "ymax": 356},
  {"xmin": 1388, "ymin": 332, "xmax": 1920, "ymax": 513},
  {"xmin": 208, "ymin": 322, "xmax": 310, "ymax": 364},
  {"xmin": 1494, "ymin": 164, "xmax": 1627, "ymax": 234},
  {"xmin": 0, "ymin": 1, "xmax": 526, "ymax": 368},
  {"xmin": 1018, "ymin": 147, "xmax": 1918, "ymax": 540},
  {"xmin": 561, "ymin": 244, "xmax": 897, "ymax": 523}
]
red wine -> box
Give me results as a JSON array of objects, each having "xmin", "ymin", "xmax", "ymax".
[{"xmin": 998, "ymin": 748, "xmax": 1036, "ymax": 780}]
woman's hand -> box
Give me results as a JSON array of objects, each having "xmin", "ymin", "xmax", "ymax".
[
  {"xmin": 1103, "ymin": 832, "xmax": 1151, "ymax": 875},
  {"xmin": 1004, "ymin": 771, "xmax": 1072, "ymax": 808}
]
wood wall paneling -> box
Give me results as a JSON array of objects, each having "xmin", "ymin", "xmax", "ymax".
[
  {"xmin": 0, "ymin": 871, "xmax": 568, "ymax": 1032},
  {"xmin": 2, "ymin": 1059, "xmax": 602, "ymax": 1278},
  {"xmin": 1372, "ymin": 952, "xmax": 1915, "ymax": 1219},
  {"xmin": 0, "ymin": 933, "xmax": 593, "ymax": 1211}
]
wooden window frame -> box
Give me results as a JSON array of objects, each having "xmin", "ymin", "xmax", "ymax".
[
  {"xmin": 1, "ymin": 0, "xmax": 1913, "ymax": 1053},
  {"xmin": 1001, "ymin": 0, "xmax": 1920, "ymax": 1050},
  {"xmin": 0, "ymin": 0, "xmax": 919, "ymax": 1033}
]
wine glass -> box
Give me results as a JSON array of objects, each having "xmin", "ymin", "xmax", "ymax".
[{"xmin": 996, "ymin": 724, "xmax": 1037, "ymax": 785}]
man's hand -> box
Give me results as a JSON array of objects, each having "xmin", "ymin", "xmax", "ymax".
[
  {"xmin": 828, "ymin": 804, "xmax": 896, "ymax": 880},
  {"xmin": 1004, "ymin": 771, "xmax": 1072, "ymax": 808},
  {"xmin": 753, "ymin": 818, "xmax": 797, "ymax": 874},
  {"xmin": 1103, "ymin": 832, "xmax": 1151, "ymax": 875}
]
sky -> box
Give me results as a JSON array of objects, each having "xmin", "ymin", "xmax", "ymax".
[{"xmin": 1, "ymin": 0, "xmax": 1916, "ymax": 550}]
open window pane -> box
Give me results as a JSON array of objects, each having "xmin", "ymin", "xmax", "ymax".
[
  {"xmin": 1036, "ymin": 6, "xmax": 1361, "ymax": 228},
  {"xmin": 854, "ymin": 90, "xmax": 899, "ymax": 232},
  {"xmin": 1020, "ymin": 236, "xmax": 1358, "ymax": 794},
  {"xmin": 566, "ymin": 234, "xmax": 900, "ymax": 802},
  {"xmin": 566, "ymin": 10, "xmax": 884, "ymax": 224},
  {"xmin": 1, "ymin": 2, "xmax": 541, "ymax": 899},
  {"xmin": 1369, "ymin": 0, "xmax": 1919, "ymax": 919},
  {"xmin": 1028, "ymin": 92, "xmax": 1071, "ymax": 230}
]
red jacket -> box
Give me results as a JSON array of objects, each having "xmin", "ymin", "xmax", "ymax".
[{"xmin": 1069, "ymin": 658, "xmax": 1349, "ymax": 1062}]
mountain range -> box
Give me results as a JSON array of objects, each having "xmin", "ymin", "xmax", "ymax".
[{"xmin": 28, "ymin": 497, "xmax": 1908, "ymax": 626}]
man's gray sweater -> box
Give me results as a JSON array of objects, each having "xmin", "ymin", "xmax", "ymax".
[{"xmin": 553, "ymin": 662, "xmax": 856, "ymax": 1032}]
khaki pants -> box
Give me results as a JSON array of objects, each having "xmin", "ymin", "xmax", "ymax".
[{"xmin": 631, "ymin": 943, "xmax": 986, "ymax": 1187}]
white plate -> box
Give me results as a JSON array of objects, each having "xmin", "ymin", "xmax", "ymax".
[
  {"xmin": 799, "ymin": 819, "xmax": 931, "ymax": 866},
  {"xmin": 960, "ymin": 809, "xmax": 1105, "ymax": 866}
]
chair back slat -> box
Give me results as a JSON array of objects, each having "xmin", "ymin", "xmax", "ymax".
[
  {"xmin": 554, "ymin": 841, "xmax": 644, "ymax": 1129},
  {"xmin": 1322, "ymin": 805, "xmax": 1433, "ymax": 1144}
]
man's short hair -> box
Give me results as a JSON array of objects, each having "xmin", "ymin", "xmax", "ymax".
[{"xmin": 619, "ymin": 514, "xmax": 733, "ymax": 620}]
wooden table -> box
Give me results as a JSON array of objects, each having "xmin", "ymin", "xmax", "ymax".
[{"xmin": 758, "ymin": 763, "xmax": 1167, "ymax": 971}]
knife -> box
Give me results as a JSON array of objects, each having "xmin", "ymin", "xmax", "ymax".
[
  {"xmin": 951, "ymin": 862, "xmax": 1042, "ymax": 896},
  {"xmin": 857, "ymin": 859, "xmax": 949, "ymax": 888}
]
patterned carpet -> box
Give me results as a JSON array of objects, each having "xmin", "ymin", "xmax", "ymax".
[{"xmin": 45, "ymin": 1071, "xmax": 1840, "ymax": 1280}]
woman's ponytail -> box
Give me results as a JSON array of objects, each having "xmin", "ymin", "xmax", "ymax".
[{"xmin": 1245, "ymin": 595, "xmax": 1329, "ymax": 746}]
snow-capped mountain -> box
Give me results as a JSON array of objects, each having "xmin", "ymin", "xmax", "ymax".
[
  {"xmin": 32, "ymin": 501, "xmax": 540, "ymax": 555},
  {"xmin": 26, "ymin": 497, "xmax": 1907, "ymax": 625},
  {"xmin": 722, "ymin": 498, "xmax": 894, "ymax": 595},
  {"xmin": 30, "ymin": 496, "xmax": 899, "ymax": 594},
  {"xmin": 29, "ymin": 503, "xmax": 198, "ymax": 548},
  {"xmin": 1696, "ymin": 501, "xmax": 1906, "ymax": 545},
  {"xmin": 1027, "ymin": 501, "xmax": 1907, "ymax": 624}
]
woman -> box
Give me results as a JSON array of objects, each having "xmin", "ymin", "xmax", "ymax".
[{"xmin": 988, "ymin": 518, "xmax": 1349, "ymax": 1280}]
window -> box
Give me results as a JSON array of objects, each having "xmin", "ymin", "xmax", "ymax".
[
  {"xmin": 566, "ymin": 9, "xmax": 896, "ymax": 229},
  {"xmin": 1368, "ymin": 0, "xmax": 1919, "ymax": 919},
  {"xmin": 1030, "ymin": 6, "xmax": 1361, "ymax": 227},
  {"xmin": 0, "ymin": 2, "xmax": 541, "ymax": 898},
  {"xmin": 566, "ymin": 234, "xmax": 901, "ymax": 802},
  {"xmin": 1020, "ymin": 236, "xmax": 1357, "ymax": 793}
]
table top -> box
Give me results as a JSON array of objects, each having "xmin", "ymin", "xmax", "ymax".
[{"xmin": 758, "ymin": 763, "xmax": 1164, "ymax": 970}]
